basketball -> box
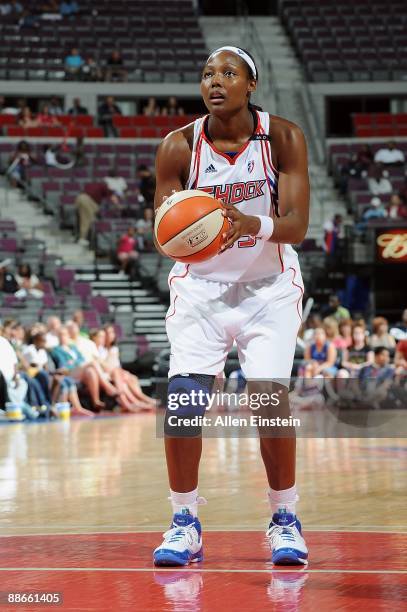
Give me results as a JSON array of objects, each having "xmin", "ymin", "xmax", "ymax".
[{"xmin": 154, "ymin": 189, "xmax": 230, "ymax": 263}]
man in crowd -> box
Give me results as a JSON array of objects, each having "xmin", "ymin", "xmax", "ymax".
[{"xmin": 75, "ymin": 182, "xmax": 121, "ymax": 246}]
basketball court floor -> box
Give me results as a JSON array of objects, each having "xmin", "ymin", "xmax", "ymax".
[{"xmin": 0, "ymin": 414, "xmax": 406, "ymax": 611}]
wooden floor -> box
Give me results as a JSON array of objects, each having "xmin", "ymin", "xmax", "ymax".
[{"xmin": 0, "ymin": 414, "xmax": 406, "ymax": 611}]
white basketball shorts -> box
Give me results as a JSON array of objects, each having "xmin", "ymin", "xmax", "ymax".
[{"xmin": 165, "ymin": 263, "xmax": 304, "ymax": 381}]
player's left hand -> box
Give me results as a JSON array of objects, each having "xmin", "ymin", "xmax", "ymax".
[{"xmin": 219, "ymin": 205, "xmax": 260, "ymax": 252}]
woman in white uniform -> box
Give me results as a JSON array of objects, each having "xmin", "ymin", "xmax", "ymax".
[{"xmin": 153, "ymin": 47, "xmax": 310, "ymax": 567}]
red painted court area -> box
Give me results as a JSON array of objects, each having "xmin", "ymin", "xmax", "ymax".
[{"xmin": 0, "ymin": 531, "xmax": 406, "ymax": 611}]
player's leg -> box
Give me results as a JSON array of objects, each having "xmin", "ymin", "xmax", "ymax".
[
  {"xmin": 153, "ymin": 373, "xmax": 214, "ymax": 567},
  {"xmin": 237, "ymin": 267, "xmax": 308, "ymax": 565}
]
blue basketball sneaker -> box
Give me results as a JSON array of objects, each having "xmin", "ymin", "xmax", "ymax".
[
  {"xmin": 266, "ymin": 510, "xmax": 308, "ymax": 565},
  {"xmin": 153, "ymin": 509, "xmax": 203, "ymax": 566}
]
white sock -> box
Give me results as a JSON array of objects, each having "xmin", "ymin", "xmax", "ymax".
[
  {"xmin": 170, "ymin": 488, "xmax": 199, "ymax": 517},
  {"xmin": 268, "ymin": 484, "xmax": 298, "ymax": 516}
]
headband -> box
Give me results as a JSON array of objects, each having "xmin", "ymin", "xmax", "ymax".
[{"xmin": 209, "ymin": 46, "xmax": 258, "ymax": 80}]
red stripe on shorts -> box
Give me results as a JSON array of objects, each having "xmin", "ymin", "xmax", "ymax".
[
  {"xmin": 289, "ymin": 266, "xmax": 304, "ymax": 324},
  {"xmin": 165, "ymin": 264, "xmax": 190, "ymax": 321}
]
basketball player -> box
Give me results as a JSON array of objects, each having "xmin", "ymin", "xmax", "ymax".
[{"xmin": 153, "ymin": 47, "xmax": 309, "ymax": 566}]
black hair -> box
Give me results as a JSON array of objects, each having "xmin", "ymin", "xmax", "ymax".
[
  {"xmin": 236, "ymin": 47, "xmax": 263, "ymax": 112},
  {"xmin": 374, "ymin": 346, "xmax": 389, "ymax": 356},
  {"xmin": 18, "ymin": 263, "xmax": 31, "ymax": 277}
]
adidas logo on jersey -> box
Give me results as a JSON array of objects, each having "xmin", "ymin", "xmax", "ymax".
[{"xmin": 205, "ymin": 164, "xmax": 217, "ymax": 173}]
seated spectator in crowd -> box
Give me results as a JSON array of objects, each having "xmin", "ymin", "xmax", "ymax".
[
  {"xmin": 68, "ymin": 97, "xmax": 88, "ymax": 115},
  {"xmin": 93, "ymin": 325, "xmax": 156, "ymax": 411},
  {"xmin": 388, "ymin": 194, "xmax": 407, "ymax": 220},
  {"xmin": 135, "ymin": 208, "xmax": 154, "ymax": 251},
  {"xmin": 298, "ymin": 313, "xmax": 323, "ymax": 348},
  {"xmin": 6, "ymin": 140, "xmax": 37, "ymax": 187},
  {"xmin": 98, "ymin": 96, "xmax": 121, "ymax": 137},
  {"xmin": 290, "ymin": 363, "xmax": 325, "ymax": 411},
  {"xmin": 19, "ymin": 106, "xmax": 38, "ymax": 128},
  {"xmin": 64, "ymin": 48, "xmax": 84, "ymax": 79},
  {"xmin": 72, "ymin": 309, "xmax": 88, "ymax": 335},
  {"xmin": 45, "ymin": 316, "xmax": 61, "ymax": 349},
  {"xmin": 51, "ymin": 326, "xmax": 117, "ymax": 412},
  {"xmin": 324, "ymin": 294, "xmax": 351, "ymax": 321},
  {"xmin": 161, "ymin": 96, "xmax": 184, "ymax": 116},
  {"xmin": 356, "ymin": 196, "xmax": 388, "ymax": 232},
  {"xmin": 117, "ymin": 227, "xmax": 138, "ymax": 275},
  {"xmin": 0, "ymin": 259, "xmax": 18, "ymax": 294},
  {"xmin": 75, "ymin": 181, "xmax": 120, "ymax": 246},
  {"xmin": 395, "ymin": 338, "xmax": 407, "ymax": 372},
  {"xmin": 341, "ymin": 324, "xmax": 374, "ymax": 376},
  {"xmin": 60, "ymin": 0, "xmax": 79, "ymax": 17},
  {"xmin": 323, "ymin": 214, "xmax": 342, "ymax": 262},
  {"xmin": 81, "ymin": 56, "xmax": 103, "ymax": 82},
  {"xmin": 65, "ymin": 321, "xmax": 98, "ymax": 363},
  {"xmin": 392, "ymin": 309, "xmax": 407, "ymax": 336},
  {"xmin": 323, "ymin": 317, "xmax": 348, "ymax": 350},
  {"xmin": 15, "ymin": 263, "xmax": 44, "ymax": 299},
  {"xmin": 304, "ymin": 327, "xmax": 337, "ymax": 378},
  {"xmin": 37, "ymin": 104, "xmax": 60, "ymax": 127},
  {"xmin": 369, "ymin": 316, "xmax": 396, "ymax": 351},
  {"xmin": 367, "ymin": 166, "xmax": 392, "ymax": 196},
  {"xmin": 22, "ymin": 331, "xmax": 52, "ymax": 412},
  {"xmin": 374, "ymin": 141, "xmax": 405, "ymax": 166},
  {"xmin": 48, "ymin": 96, "xmax": 64, "ymax": 116},
  {"xmin": 137, "ymin": 164, "xmax": 156, "ymax": 205},
  {"xmin": 0, "ymin": 334, "xmax": 39, "ymax": 420},
  {"xmin": 0, "ymin": 2, "xmax": 12, "ymax": 15},
  {"xmin": 143, "ymin": 97, "xmax": 160, "ymax": 117},
  {"xmin": 10, "ymin": 0, "xmax": 23, "ymax": 16},
  {"xmin": 339, "ymin": 144, "xmax": 373, "ymax": 195},
  {"xmin": 104, "ymin": 50, "xmax": 127, "ymax": 82},
  {"xmin": 338, "ymin": 319, "xmax": 353, "ymax": 349},
  {"xmin": 359, "ymin": 347, "xmax": 394, "ymax": 407},
  {"xmin": 104, "ymin": 167, "xmax": 128, "ymax": 198}
]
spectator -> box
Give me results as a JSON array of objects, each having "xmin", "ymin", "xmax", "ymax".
[
  {"xmin": 117, "ymin": 227, "xmax": 138, "ymax": 275},
  {"xmin": 341, "ymin": 324, "xmax": 374, "ymax": 375},
  {"xmin": 65, "ymin": 321, "xmax": 98, "ymax": 364},
  {"xmin": 81, "ymin": 56, "xmax": 103, "ymax": 82},
  {"xmin": 388, "ymin": 194, "xmax": 407, "ymax": 220},
  {"xmin": 143, "ymin": 97, "xmax": 160, "ymax": 117},
  {"xmin": 339, "ymin": 144, "xmax": 373, "ymax": 194},
  {"xmin": 64, "ymin": 48, "xmax": 84, "ymax": 79},
  {"xmin": 98, "ymin": 96, "xmax": 121, "ymax": 137},
  {"xmin": 104, "ymin": 167, "xmax": 128, "ymax": 198},
  {"xmin": 45, "ymin": 316, "xmax": 62, "ymax": 349},
  {"xmin": 48, "ymin": 97, "xmax": 64, "ymax": 116},
  {"xmin": 18, "ymin": 106, "xmax": 38, "ymax": 128},
  {"xmin": 135, "ymin": 208, "xmax": 154, "ymax": 251},
  {"xmin": 300, "ymin": 313, "xmax": 323, "ymax": 346},
  {"xmin": 395, "ymin": 339, "xmax": 407, "ymax": 371},
  {"xmin": 392, "ymin": 309, "xmax": 407, "ymax": 336},
  {"xmin": 73, "ymin": 136, "xmax": 86, "ymax": 167},
  {"xmin": 51, "ymin": 326, "xmax": 116, "ymax": 412},
  {"xmin": 0, "ymin": 259, "xmax": 18, "ymax": 294},
  {"xmin": 22, "ymin": 332, "xmax": 52, "ymax": 411},
  {"xmin": 369, "ymin": 317, "xmax": 396, "ymax": 351},
  {"xmin": 367, "ymin": 166, "xmax": 392, "ymax": 196},
  {"xmin": 10, "ymin": 0, "xmax": 23, "ymax": 15},
  {"xmin": 15, "ymin": 263, "xmax": 44, "ymax": 299},
  {"xmin": 68, "ymin": 97, "xmax": 88, "ymax": 115},
  {"xmin": 75, "ymin": 181, "xmax": 120, "ymax": 246},
  {"xmin": 18, "ymin": 8, "xmax": 40, "ymax": 28},
  {"xmin": 103, "ymin": 324, "xmax": 157, "ymax": 409},
  {"xmin": 359, "ymin": 346, "xmax": 394, "ymax": 384},
  {"xmin": 137, "ymin": 164, "xmax": 156, "ymax": 205},
  {"xmin": 6, "ymin": 140, "xmax": 37, "ymax": 187},
  {"xmin": 356, "ymin": 196, "xmax": 388, "ymax": 232},
  {"xmin": 72, "ymin": 309, "xmax": 89, "ymax": 335},
  {"xmin": 323, "ymin": 317, "xmax": 348, "ymax": 350},
  {"xmin": 60, "ymin": 0, "xmax": 79, "ymax": 17},
  {"xmin": 304, "ymin": 327, "xmax": 337, "ymax": 377},
  {"xmin": 374, "ymin": 141, "xmax": 405, "ymax": 166},
  {"xmin": 161, "ymin": 96, "xmax": 184, "ymax": 116},
  {"xmin": 338, "ymin": 319, "xmax": 353, "ymax": 349},
  {"xmin": 324, "ymin": 294, "xmax": 351, "ymax": 321},
  {"xmin": 104, "ymin": 50, "xmax": 127, "ymax": 82},
  {"xmin": 323, "ymin": 214, "xmax": 342, "ymax": 261},
  {"xmin": 37, "ymin": 104, "xmax": 60, "ymax": 126}
]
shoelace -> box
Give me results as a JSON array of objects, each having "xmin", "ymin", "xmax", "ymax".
[
  {"xmin": 266, "ymin": 524, "xmax": 297, "ymax": 547},
  {"xmin": 162, "ymin": 524, "xmax": 197, "ymax": 545}
]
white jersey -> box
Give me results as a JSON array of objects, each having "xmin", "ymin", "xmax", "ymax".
[{"xmin": 180, "ymin": 110, "xmax": 300, "ymax": 282}]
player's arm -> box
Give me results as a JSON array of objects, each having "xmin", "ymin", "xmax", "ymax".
[
  {"xmin": 220, "ymin": 120, "xmax": 309, "ymax": 249},
  {"xmin": 153, "ymin": 130, "xmax": 191, "ymax": 256}
]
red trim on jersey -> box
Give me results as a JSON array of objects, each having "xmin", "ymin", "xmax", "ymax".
[
  {"xmin": 278, "ymin": 244, "xmax": 284, "ymax": 273},
  {"xmin": 200, "ymin": 111, "xmax": 261, "ymax": 166},
  {"xmin": 289, "ymin": 266, "xmax": 304, "ymax": 324},
  {"xmin": 165, "ymin": 264, "xmax": 190, "ymax": 321},
  {"xmin": 260, "ymin": 140, "xmax": 284, "ymax": 274},
  {"xmin": 192, "ymin": 134, "xmax": 203, "ymax": 189},
  {"xmin": 258, "ymin": 115, "xmax": 279, "ymax": 176}
]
